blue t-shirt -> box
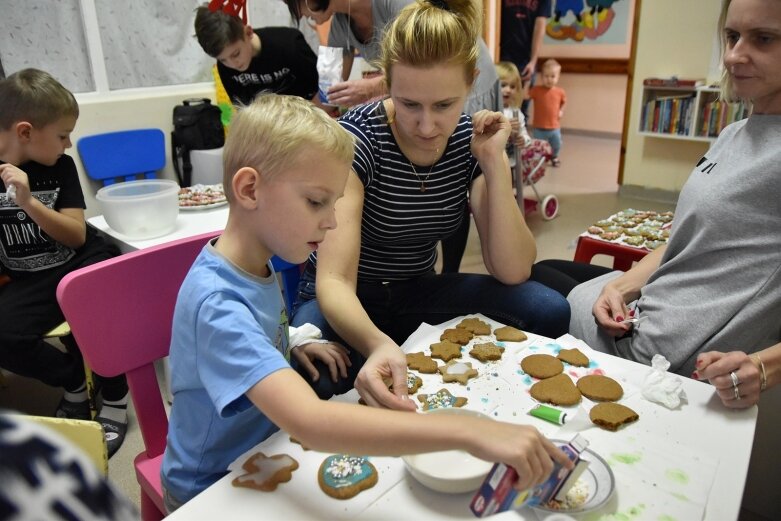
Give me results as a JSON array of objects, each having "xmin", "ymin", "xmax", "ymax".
[{"xmin": 161, "ymin": 239, "xmax": 290, "ymax": 502}]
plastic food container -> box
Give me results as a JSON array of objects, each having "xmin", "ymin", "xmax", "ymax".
[{"xmin": 96, "ymin": 179, "xmax": 179, "ymax": 239}]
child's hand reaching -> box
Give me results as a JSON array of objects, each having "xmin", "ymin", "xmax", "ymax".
[
  {"xmin": 291, "ymin": 341, "xmax": 351, "ymax": 383},
  {"xmin": 0, "ymin": 163, "xmax": 30, "ymax": 205}
]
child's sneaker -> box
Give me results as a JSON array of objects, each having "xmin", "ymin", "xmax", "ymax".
[
  {"xmin": 551, "ymin": 157, "xmax": 561, "ymax": 167},
  {"xmin": 54, "ymin": 397, "xmax": 91, "ymax": 420}
]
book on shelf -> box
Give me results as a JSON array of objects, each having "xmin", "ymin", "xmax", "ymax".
[
  {"xmin": 643, "ymin": 77, "xmax": 705, "ymax": 88},
  {"xmin": 640, "ymin": 93, "xmax": 694, "ymax": 134}
]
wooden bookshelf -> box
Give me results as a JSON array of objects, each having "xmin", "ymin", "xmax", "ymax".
[{"xmin": 638, "ymin": 83, "xmax": 748, "ymax": 142}]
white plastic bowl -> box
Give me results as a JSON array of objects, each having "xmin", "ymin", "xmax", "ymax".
[
  {"xmin": 402, "ymin": 408, "xmax": 494, "ymax": 494},
  {"xmin": 96, "ymin": 179, "xmax": 180, "ymax": 239}
]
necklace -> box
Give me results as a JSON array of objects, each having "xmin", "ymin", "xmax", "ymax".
[{"xmin": 409, "ymin": 160, "xmax": 435, "ymax": 192}]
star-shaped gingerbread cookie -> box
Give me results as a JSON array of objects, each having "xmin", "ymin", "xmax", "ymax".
[
  {"xmin": 417, "ymin": 388, "xmax": 468, "ymax": 410},
  {"xmin": 430, "ymin": 340, "xmax": 462, "ymax": 362},
  {"xmin": 469, "ymin": 342, "xmax": 505, "ymax": 362},
  {"xmin": 440, "ymin": 328, "xmax": 473, "ymax": 345},
  {"xmin": 406, "ymin": 352, "xmax": 438, "ymax": 373},
  {"xmin": 438, "ymin": 359, "xmax": 479, "ymax": 385},
  {"xmin": 457, "ymin": 317, "xmax": 492, "ymax": 336}
]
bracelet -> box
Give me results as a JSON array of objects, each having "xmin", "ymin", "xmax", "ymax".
[{"xmin": 751, "ymin": 354, "xmax": 768, "ymax": 391}]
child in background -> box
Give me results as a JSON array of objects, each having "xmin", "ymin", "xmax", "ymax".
[
  {"xmin": 160, "ymin": 94, "xmax": 571, "ymax": 511},
  {"xmin": 496, "ymin": 61, "xmax": 533, "ymax": 167},
  {"xmin": 0, "ymin": 69, "xmax": 129, "ymax": 457},
  {"xmin": 193, "ymin": 3, "xmax": 318, "ymax": 107},
  {"xmin": 526, "ymin": 59, "xmax": 567, "ymax": 166}
]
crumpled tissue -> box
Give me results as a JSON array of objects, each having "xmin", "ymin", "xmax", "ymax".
[
  {"xmin": 642, "ymin": 354, "xmax": 686, "ymax": 409},
  {"xmin": 288, "ymin": 323, "xmax": 324, "ymax": 349}
]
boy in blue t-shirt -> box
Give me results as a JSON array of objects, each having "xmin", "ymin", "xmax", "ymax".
[
  {"xmin": 161, "ymin": 94, "xmax": 571, "ymax": 512},
  {"xmin": 0, "ymin": 69, "xmax": 129, "ymax": 456}
]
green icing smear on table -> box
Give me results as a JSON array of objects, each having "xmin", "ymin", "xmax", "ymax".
[
  {"xmin": 671, "ymin": 492, "xmax": 689, "ymax": 502},
  {"xmin": 665, "ymin": 468, "xmax": 690, "ymax": 485},
  {"xmin": 658, "ymin": 515, "xmax": 678, "ymax": 521},
  {"xmin": 590, "ymin": 504, "xmax": 646, "ymax": 521},
  {"xmin": 609, "ymin": 452, "xmax": 643, "ymax": 465}
]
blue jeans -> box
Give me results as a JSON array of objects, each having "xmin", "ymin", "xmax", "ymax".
[
  {"xmin": 290, "ymin": 263, "xmax": 570, "ymax": 399},
  {"xmin": 532, "ymin": 128, "xmax": 562, "ymax": 158}
]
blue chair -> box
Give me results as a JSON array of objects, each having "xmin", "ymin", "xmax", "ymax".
[
  {"xmin": 270, "ymin": 256, "xmax": 302, "ymax": 316},
  {"xmin": 77, "ymin": 129, "xmax": 166, "ymax": 186}
]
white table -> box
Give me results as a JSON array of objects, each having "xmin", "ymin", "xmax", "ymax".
[
  {"xmin": 87, "ymin": 206, "xmax": 228, "ymax": 253},
  {"xmin": 165, "ymin": 315, "xmax": 757, "ymax": 521}
]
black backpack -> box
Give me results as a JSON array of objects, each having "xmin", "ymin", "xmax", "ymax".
[{"xmin": 171, "ymin": 98, "xmax": 225, "ymax": 187}]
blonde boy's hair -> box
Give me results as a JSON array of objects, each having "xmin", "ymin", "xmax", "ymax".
[
  {"xmin": 379, "ymin": 0, "xmax": 481, "ymax": 88},
  {"xmin": 0, "ymin": 68, "xmax": 79, "ymax": 130},
  {"xmin": 542, "ymin": 59, "xmax": 561, "ymax": 73},
  {"xmin": 495, "ymin": 61, "xmax": 523, "ymax": 108},
  {"xmin": 222, "ymin": 95, "xmax": 355, "ymax": 201}
]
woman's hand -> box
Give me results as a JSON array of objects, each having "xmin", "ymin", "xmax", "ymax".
[
  {"xmin": 291, "ymin": 341, "xmax": 351, "ymax": 383},
  {"xmin": 693, "ymin": 351, "xmax": 762, "ymax": 408},
  {"xmin": 471, "ymin": 110, "xmax": 512, "ymax": 166},
  {"xmin": 354, "ymin": 341, "xmax": 417, "ymax": 411},
  {"xmin": 591, "ymin": 281, "xmax": 632, "ymax": 337},
  {"xmin": 469, "ymin": 420, "xmax": 573, "ymax": 491}
]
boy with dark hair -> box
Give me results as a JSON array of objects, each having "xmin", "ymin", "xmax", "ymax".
[
  {"xmin": 194, "ymin": 3, "xmax": 319, "ymax": 106},
  {"xmin": 0, "ymin": 68, "xmax": 129, "ymax": 457}
]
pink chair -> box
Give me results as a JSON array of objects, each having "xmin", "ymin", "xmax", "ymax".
[{"xmin": 56, "ymin": 232, "xmax": 217, "ymax": 521}]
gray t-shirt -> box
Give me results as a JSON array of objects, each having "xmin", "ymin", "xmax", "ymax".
[
  {"xmin": 328, "ymin": 0, "xmax": 499, "ymax": 113},
  {"xmin": 569, "ymin": 115, "xmax": 781, "ymax": 376}
]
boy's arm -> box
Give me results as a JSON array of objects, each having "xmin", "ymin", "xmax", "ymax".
[
  {"xmin": 0, "ymin": 163, "xmax": 86, "ymax": 248},
  {"xmin": 559, "ymin": 89, "xmax": 567, "ymax": 118},
  {"xmin": 247, "ymin": 368, "xmax": 572, "ymax": 490}
]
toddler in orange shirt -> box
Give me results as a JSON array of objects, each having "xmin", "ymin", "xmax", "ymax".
[{"xmin": 526, "ymin": 59, "xmax": 566, "ymax": 166}]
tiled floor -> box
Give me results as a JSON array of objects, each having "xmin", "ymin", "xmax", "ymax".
[{"xmin": 1, "ymin": 132, "xmax": 769, "ymax": 520}]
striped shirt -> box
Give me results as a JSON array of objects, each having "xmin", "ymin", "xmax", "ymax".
[{"xmin": 311, "ymin": 100, "xmax": 481, "ymax": 281}]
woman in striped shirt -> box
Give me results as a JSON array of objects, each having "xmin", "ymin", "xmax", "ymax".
[{"xmin": 290, "ymin": 0, "xmax": 570, "ymax": 409}]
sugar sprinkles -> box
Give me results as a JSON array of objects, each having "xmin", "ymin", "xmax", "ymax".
[{"xmin": 326, "ymin": 455, "xmax": 366, "ymax": 479}]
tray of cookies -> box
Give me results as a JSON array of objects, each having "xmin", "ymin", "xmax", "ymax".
[{"xmin": 582, "ymin": 208, "xmax": 673, "ymax": 251}]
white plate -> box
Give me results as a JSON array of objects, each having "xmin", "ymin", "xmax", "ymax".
[
  {"xmin": 179, "ymin": 200, "xmax": 227, "ymax": 211},
  {"xmin": 532, "ymin": 443, "xmax": 615, "ymax": 514}
]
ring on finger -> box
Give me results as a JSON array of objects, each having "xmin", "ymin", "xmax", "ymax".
[
  {"xmin": 730, "ymin": 371, "xmax": 740, "ymax": 387},
  {"xmin": 733, "ymin": 386, "xmax": 740, "ymax": 400}
]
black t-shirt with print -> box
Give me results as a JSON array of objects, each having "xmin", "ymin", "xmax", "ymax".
[
  {"xmin": 218, "ymin": 27, "xmax": 318, "ymax": 106},
  {"xmin": 0, "ymin": 154, "xmax": 86, "ymax": 278},
  {"xmin": 500, "ymin": 0, "xmax": 552, "ymax": 69}
]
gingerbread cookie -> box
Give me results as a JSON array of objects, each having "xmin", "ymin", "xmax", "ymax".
[
  {"xmin": 417, "ymin": 388, "xmax": 468, "ymax": 410},
  {"xmin": 389, "ymin": 373, "xmax": 423, "ymax": 394},
  {"xmin": 557, "ymin": 348, "xmax": 590, "ymax": 368},
  {"xmin": 232, "ymin": 452, "xmax": 299, "ymax": 491},
  {"xmin": 589, "ymin": 402, "xmax": 639, "ymax": 431},
  {"xmin": 430, "ymin": 341, "xmax": 462, "ymax": 362},
  {"xmin": 318, "ymin": 454, "xmax": 378, "ymax": 499},
  {"xmin": 576, "ymin": 375, "xmax": 624, "ymax": 402},
  {"xmin": 530, "ymin": 373, "xmax": 581, "ymax": 406},
  {"xmin": 469, "ymin": 342, "xmax": 505, "ymax": 362},
  {"xmin": 521, "ymin": 353, "xmax": 564, "ymax": 379},
  {"xmin": 457, "ymin": 317, "xmax": 492, "ymax": 336},
  {"xmin": 494, "ymin": 326, "xmax": 528, "ymax": 342},
  {"xmin": 406, "ymin": 352, "xmax": 438, "ymax": 373},
  {"xmin": 439, "ymin": 360, "xmax": 478, "ymax": 385},
  {"xmin": 440, "ymin": 328, "xmax": 473, "ymax": 345}
]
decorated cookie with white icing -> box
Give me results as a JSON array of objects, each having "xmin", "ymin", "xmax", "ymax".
[
  {"xmin": 318, "ymin": 454, "xmax": 378, "ymax": 499},
  {"xmin": 417, "ymin": 388, "xmax": 468, "ymax": 410},
  {"xmin": 438, "ymin": 359, "xmax": 478, "ymax": 385},
  {"xmin": 232, "ymin": 452, "xmax": 299, "ymax": 491}
]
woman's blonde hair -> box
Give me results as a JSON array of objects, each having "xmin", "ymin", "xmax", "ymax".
[
  {"xmin": 495, "ymin": 61, "xmax": 522, "ymax": 108},
  {"xmin": 379, "ymin": 0, "xmax": 481, "ymax": 89},
  {"xmin": 718, "ymin": 0, "xmax": 736, "ymax": 102},
  {"xmin": 222, "ymin": 95, "xmax": 354, "ymax": 201}
]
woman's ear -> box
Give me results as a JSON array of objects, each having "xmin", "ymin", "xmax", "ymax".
[{"xmin": 231, "ymin": 166, "xmax": 261, "ymax": 209}]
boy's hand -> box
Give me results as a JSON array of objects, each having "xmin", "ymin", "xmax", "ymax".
[
  {"xmin": 0, "ymin": 163, "xmax": 31, "ymax": 205},
  {"xmin": 291, "ymin": 341, "xmax": 351, "ymax": 383},
  {"xmin": 354, "ymin": 342, "xmax": 417, "ymax": 411},
  {"xmin": 468, "ymin": 420, "xmax": 573, "ymax": 491}
]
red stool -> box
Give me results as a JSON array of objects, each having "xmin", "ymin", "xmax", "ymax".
[{"xmin": 573, "ymin": 235, "xmax": 650, "ymax": 271}]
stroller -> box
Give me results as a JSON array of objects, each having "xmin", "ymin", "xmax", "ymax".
[{"xmin": 511, "ymin": 139, "xmax": 559, "ymax": 220}]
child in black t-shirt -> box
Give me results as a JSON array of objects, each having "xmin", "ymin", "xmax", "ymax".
[
  {"xmin": 0, "ymin": 69, "xmax": 129, "ymax": 457},
  {"xmin": 194, "ymin": 4, "xmax": 319, "ymax": 107}
]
